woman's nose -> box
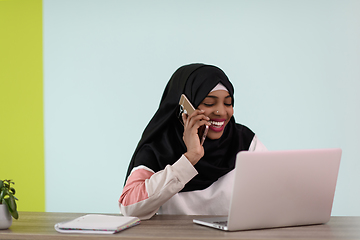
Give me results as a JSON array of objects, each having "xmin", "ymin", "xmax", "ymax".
[{"xmin": 214, "ymin": 105, "xmax": 226, "ymax": 115}]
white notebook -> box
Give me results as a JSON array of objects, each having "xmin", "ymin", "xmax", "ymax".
[{"xmin": 54, "ymin": 214, "xmax": 140, "ymax": 234}]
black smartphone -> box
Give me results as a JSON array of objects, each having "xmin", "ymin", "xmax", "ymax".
[{"xmin": 178, "ymin": 94, "xmax": 209, "ymax": 145}]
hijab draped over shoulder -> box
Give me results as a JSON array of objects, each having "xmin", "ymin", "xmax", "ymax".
[{"xmin": 125, "ymin": 63, "xmax": 255, "ymax": 192}]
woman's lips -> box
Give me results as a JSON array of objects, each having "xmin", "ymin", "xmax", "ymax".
[{"xmin": 209, "ymin": 118, "xmax": 226, "ymax": 132}]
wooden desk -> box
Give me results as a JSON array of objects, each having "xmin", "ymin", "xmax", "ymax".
[{"xmin": 0, "ymin": 212, "xmax": 360, "ymax": 240}]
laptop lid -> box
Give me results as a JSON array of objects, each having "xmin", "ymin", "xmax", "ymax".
[{"xmin": 194, "ymin": 148, "xmax": 342, "ymax": 231}]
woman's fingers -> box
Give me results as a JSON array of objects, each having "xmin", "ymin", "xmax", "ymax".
[
  {"xmin": 181, "ymin": 109, "xmax": 211, "ymax": 165},
  {"xmin": 185, "ymin": 110, "xmax": 210, "ymax": 129}
]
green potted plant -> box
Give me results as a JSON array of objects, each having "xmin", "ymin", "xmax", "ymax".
[{"xmin": 0, "ymin": 179, "xmax": 19, "ymax": 229}]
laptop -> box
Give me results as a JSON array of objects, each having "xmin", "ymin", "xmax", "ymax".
[{"xmin": 193, "ymin": 148, "xmax": 342, "ymax": 231}]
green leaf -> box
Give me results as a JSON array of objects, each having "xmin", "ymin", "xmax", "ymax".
[
  {"xmin": 9, "ymin": 195, "xmax": 17, "ymax": 212},
  {"xmin": 0, "ymin": 180, "xmax": 3, "ymax": 189},
  {"xmin": 11, "ymin": 209, "xmax": 19, "ymax": 220},
  {"xmin": 4, "ymin": 197, "xmax": 18, "ymax": 219},
  {"xmin": 10, "ymin": 187, "xmax": 15, "ymax": 195},
  {"xmin": 3, "ymin": 198, "xmax": 11, "ymax": 212},
  {"xmin": 4, "ymin": 195, "xmax": 16, "ymax": 212},
  {"xmin": 0, "ymin": 189, "xmax": 6, "ymax": 201},
  {"xmin": 2, "ymin": 188, "xmax": 9, "ymax": 196}
]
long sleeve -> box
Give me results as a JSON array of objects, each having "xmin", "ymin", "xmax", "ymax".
[
  {"xmin": 119, "ymin": 155, "xmax": 198, "ymax": 220},
  {"xmin": 119, "ymin": 135, "xmax": 267, "ymax": 219}
]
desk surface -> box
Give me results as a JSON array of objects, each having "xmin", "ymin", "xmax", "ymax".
[{"xmin": 0, "ymin": 212, "xmax": 360, "ymax": 240}]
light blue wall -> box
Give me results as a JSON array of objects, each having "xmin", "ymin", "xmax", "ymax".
[{"xmin": 44, "ymin": 0, "xmax": 360, "ymax": 215}]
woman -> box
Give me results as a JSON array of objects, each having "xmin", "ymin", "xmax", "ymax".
[{"xmin": 119, "ymin": 63, "xmax": 267, "ymax": 220}]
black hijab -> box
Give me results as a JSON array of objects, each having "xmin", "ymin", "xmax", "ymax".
[{"xmin": 125, "ymin": 64, "xmax": 254, "ymax": 192}]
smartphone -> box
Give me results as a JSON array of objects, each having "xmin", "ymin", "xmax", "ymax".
[{"xmin": 178, "ymin": 94, "xmax": 209, "ymax": 145}]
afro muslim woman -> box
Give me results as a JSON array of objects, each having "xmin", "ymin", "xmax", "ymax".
[{"xmin": 119, "ymin": 63, "xmax": 267, "ymax": 220}]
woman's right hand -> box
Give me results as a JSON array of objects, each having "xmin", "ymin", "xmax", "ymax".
[{"xmin": 182, "ymin": 109, "xmax": 211, "ymax": 165}]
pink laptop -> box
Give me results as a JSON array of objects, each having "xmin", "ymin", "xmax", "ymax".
[{"xmin": 193, "ymin": 148, "xmax": 342, "ymax": 231}]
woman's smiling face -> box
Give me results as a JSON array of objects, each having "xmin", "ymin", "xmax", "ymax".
[{"xmin": 198, "ymin": 90, "xmax": 234, "ymax": 140}]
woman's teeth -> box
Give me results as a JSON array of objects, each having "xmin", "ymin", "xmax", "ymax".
[{"xmin": 209, "ymin": 121, "xmax": 224, "ymax": 127}]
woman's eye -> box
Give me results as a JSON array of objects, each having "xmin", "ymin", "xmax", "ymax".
[
  {"xmin": 224, "ymin": 103, "xmax": 232, "ymax": 106},
  {"xmin": 203, "ymin": 103, "xmax": 214, "ymax": 107}
]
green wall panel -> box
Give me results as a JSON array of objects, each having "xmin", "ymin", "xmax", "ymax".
[{"xmin": 0, "ymin": 0, "xmax": 44, "ymax": 212}]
